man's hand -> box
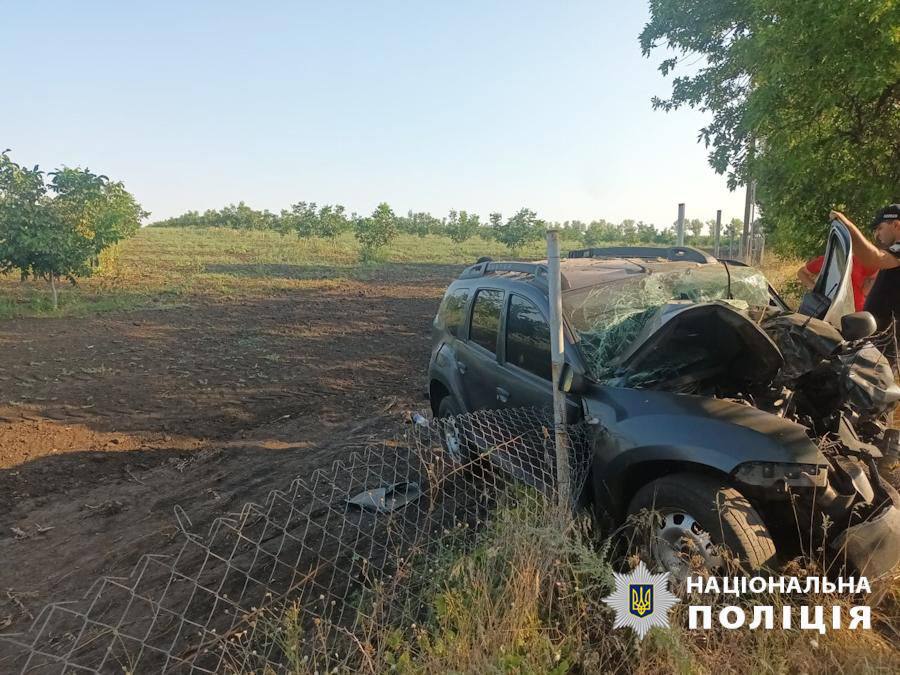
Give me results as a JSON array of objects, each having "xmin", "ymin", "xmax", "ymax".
[
  {"xmin": 829, "ymin": 208, "xmax": 900, "ymax": 270},
  {"xmin": 829, "ymin": 210, "xmax": 852, "ymax": 227}
]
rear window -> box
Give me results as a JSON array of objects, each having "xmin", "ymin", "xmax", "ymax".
[
  {"xmin": 438, "ymin": 288, "xmax": 469, "ymax": 337},
  {"xmin": 469, "ymin": 289, "xmax": 503, "ymax": 353}
]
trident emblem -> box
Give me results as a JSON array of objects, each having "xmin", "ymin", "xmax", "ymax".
[{"xmin": 630, "ymin": 584, "xmax": 653, "ymax": 617}]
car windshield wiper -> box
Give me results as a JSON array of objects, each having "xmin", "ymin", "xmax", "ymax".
[{"xmin": 720, "ymin": 259, "xmax": 734, "ymax": 300}]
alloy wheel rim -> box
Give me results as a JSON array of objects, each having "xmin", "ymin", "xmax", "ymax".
[{"xmin": 653, "ymin": 510, "xmax": 724, "ymax": 579}]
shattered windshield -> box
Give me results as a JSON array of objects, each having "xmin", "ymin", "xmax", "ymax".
[{"xmin": 563, "ymin": 265, "xmax": 771, "ymax": 380}]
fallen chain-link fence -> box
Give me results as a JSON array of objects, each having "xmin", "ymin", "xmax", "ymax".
[{"xmin": 1, "ymin": 407, "xmax": 593, "ymax": 673}]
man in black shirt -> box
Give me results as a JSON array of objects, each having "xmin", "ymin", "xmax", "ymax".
[{"xmin": 830, "ymin": 204, "xmax": 900, "ymax": 333}]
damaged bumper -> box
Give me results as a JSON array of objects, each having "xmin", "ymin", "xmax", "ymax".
[
  {"xmin": 734, "ymin": 448, "xmax": 900, "ymax": 577},
  {"xmin": 831, "ymin": 498, "xmax": 900, "ymax": 577}
]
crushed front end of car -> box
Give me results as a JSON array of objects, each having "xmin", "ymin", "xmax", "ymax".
[{"xmin": 566, "ymin": 263, "xmax": 900, "ymax": 576}]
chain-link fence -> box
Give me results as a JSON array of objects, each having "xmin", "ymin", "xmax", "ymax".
[{"xmin": 0, "ymin": 407, "xmax": 593, "ymax": 673}]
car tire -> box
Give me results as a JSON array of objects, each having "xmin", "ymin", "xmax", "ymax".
[
  {"xmin": 627, "ymin": 473, "xmax": 777, "ymax": 577},
  {"xmin": 437, "ymin": 396, "xmax": 472, "ymax": 464}
]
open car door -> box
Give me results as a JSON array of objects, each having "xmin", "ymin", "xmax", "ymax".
[{"xmin": 797, "ymin": 220, "xmax": 855, "ymax": 327}]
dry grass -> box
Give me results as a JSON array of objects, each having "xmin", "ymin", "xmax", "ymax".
[
  {"xmin": 267, "ymin": 494, "xmax": 900, "ymax": 674},
  {"xmin": 758, "ymin": 254, "xmax": 806, "ymax": 308}
]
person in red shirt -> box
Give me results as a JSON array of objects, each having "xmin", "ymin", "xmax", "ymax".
[{"xmin": 796, "ymin": 255, "xmax": 877, "ymax": 311}]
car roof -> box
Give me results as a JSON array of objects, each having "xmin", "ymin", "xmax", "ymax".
[{"xmin": 457, "ymin": 256, "xmax": 719, "ymax": 292}]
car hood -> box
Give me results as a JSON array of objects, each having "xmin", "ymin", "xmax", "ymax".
[
  {"xmin": 604, "ymin": 300, "xmax": 784, "ymax": 390},
  {"xmin": 582, "ymin": 384, "xmax": 827, "ymax": 470}
]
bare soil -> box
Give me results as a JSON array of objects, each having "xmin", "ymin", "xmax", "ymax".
[{"xmin": 0, "ymin": 266, "xmax": 455, "ymax": 636}]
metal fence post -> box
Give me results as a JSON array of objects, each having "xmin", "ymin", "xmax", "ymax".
[{"xmin": 546, "ymin": 229, "xmax": 570, "ymax": 509}]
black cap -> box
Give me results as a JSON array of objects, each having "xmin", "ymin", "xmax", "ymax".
[{"xmin": 871, "ymin": 204, "xmax": 900, "ymax": 229}]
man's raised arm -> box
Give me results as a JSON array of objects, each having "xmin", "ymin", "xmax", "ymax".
[{"xmin": 829, "ymin": 210, "xmax": 900, "ymax": 270}]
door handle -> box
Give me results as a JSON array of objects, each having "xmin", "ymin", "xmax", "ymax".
[
  {"xmin": 456, "ymin": 360, "xmax": 467, "ymax": 374},
  {"xmin": 496, "ymin": 387, "xmax": 510, "ymax": 403}
]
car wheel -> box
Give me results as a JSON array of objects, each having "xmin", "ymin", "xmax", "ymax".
[
  {"xmin": 627, "ymin": 473, "xmax": 777, "ymax": 579},
  {"xmin": 437, "ymin": 396, "xmax": 470, "ymax": 464}
]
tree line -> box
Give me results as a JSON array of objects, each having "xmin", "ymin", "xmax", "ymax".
[{"xmin": 150, "ymin": 201, "xmax": 745, "ymax": 256}]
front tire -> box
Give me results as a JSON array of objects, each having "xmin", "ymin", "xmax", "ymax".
[{"xmin": 627, "ymin": 473, "xmax": 777, "ymax": 578}]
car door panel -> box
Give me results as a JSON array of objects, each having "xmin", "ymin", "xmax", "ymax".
[
  {"xmin": 455, "ymin": 288, "xmax": 505, "ymax": 411},
  {"xmin": 798, "ymin": 220, "xmax": 854, "ymax": 325}
]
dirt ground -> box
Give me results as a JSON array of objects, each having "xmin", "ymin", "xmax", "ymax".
[{"xmin": 0, "ymin": 266, "xmax": 455, "ymax": 637}]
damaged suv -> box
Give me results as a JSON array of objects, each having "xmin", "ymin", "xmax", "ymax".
[{"xmin": 428, "ymin": 224, "xmax": 900, "ymax": 578}]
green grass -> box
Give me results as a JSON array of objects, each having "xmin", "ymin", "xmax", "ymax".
[
  {"xmin": 0, "ymin": 226, "xmax": 802, "ymax": 319},
  {"xmin": 0, "ymin": 228, "xmax": 587, "ymax": 319}
]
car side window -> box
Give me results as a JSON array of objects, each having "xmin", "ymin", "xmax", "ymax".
[
  {"xmin": 469, "ymin": 289, "xmax": 503, "ymax": 354},
  {"xmin": 505, "ymin": 295, "xmax": 551, "ymax": 379},
  {"xmin": 439, "ymin": 288, "xmax": 469, "ymax": 338}
]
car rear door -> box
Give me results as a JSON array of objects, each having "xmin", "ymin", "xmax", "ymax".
[
  {"xmin": 454, "ymin": 287, "xmax": 506, "ymax": 411},
  {"xmin": 798, "ymin": 220, "xmax": 855, "ymax": 326}
]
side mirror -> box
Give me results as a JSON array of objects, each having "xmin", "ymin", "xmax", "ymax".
[
  {"xmin": 559, "ymin": 362, "xmax": 587, "ymax": 394},
  {"xmin": 841, "ymin": 312, "xmax": 877, "ymax": 341}
]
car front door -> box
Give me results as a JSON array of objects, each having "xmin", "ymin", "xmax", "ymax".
[
  {"xmin": 494, "ymin": 293, "xmax": 554, "ymax": 410},
  {"xmin": 798, "ymin": 220, "xmax": 855, "ymax": 326},
  {"xmin": 454, "ymin": 287, "xmax": 505, "ymax": 411}
]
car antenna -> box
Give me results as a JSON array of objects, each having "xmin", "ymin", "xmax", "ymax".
[{"xmin": 720, "ymin": 259, "xmax": 734, "ymax": 299}]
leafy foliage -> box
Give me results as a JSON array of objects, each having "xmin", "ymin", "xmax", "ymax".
[
  {"xmin": 641, "ymin": 0, "xmax": 900, "ymax": 256},
  {"xmin": 354, "ymin": 202, "xmax": 398, "ymax": 260},
  {"xmin": 281, "ymin": 202, "xmax": 350, "ymax": 239},
  {"xmin": 152, "ymin": 202, "xmax": 280, "ymax": 230},
  {"xmin": 445, "ymin": 209, "xmax": 480, "ymax": 244},
  {"xmin": 0, "ymin": 151, "xmax": 145, "ymax": 308},
  {"xmin": 149, "ymin": 200, "xmax": 696, "ymax": 251},
  {"xmin": 492, "ymin": 208, "xmax": 545, "ymax": 251}
]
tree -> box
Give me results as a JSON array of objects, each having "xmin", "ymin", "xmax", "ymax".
[
  {"xmin": 723, "ymin": 218, "xmax": 743, "ymax": 252},
  {"xmin": 445, "ymin": 209, "xmax": 480, "ymax": 244},
  {"xmin": 0, "ymin": 151, "xmax": 145, "ymax": 309},
  {"xmin": 354, "ymin": 202, "xmax": 397, "ymax": 260},
  {"xmin": 641, "ymin": 0, "xmax": 900, "ymax": 256},
  {"xmin": 686, "ymin": 218, "xmax": 704, "ymax": 242},
  {"xmin": 284, "ymin": 201, "xmax": 318, "ymax": 237},
  {"xmin": 582, "ymin": 219, "xmax": 619, "ymax": 246},
  {"xmin": 411, "ymin": 211, "xmax": 441, "ymax": 237},
  {"xmin": 493, "ymin": 208, "xmax": 544, "ymax": 251},
  {"xmin": 657, "ymin": 226, "xmax": 677, "ymax": 245},
  {"xmin": 636, "ymin": 221, "xmax": 657, "ymax": 243}
]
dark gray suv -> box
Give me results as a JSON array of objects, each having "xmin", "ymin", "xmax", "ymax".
[{"xmin": 427, "ymin": 234, "xmax": 900, "ymax": 578}]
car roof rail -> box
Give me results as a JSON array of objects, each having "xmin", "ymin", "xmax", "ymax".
[
  {"xmin": 567, "ymin": 245, "xmax": 716, "ymax": 264},
  {"xmin": 459, "ymin": 260, "xmax": 570, "ymax": 289}
]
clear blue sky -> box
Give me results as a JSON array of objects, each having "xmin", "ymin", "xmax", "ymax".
[{"xmin": 2, "ymin": 1, "xmax": 746, "ymax": 228}]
